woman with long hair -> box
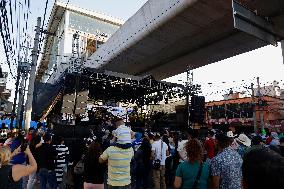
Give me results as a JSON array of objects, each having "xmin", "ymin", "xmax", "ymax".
[
  {"xmin": 134, "ymin": 137, "xmax": 152, "ymax": 189},
  {"xmin": 0, "ymin": 146, "xmax": 37, "ymax": 189},
  {"xmin": 174, "ymin": 139, "xmax": 209, "ymax": 189},
  {"xmin": 83, "ymin": 140, "xmax": 105, "ymax": 189}
]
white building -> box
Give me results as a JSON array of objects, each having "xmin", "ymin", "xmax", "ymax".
[
  {"xmin": 0, "ymin": 66, "xmax": 12, "ymax": 115},
  {"xmin": 36, "ymin": 1, "xmax": 124, "ymax": 84},
  {"xmin": 253, "ymin": 81, "xmax": 281, "ymax": 97}
]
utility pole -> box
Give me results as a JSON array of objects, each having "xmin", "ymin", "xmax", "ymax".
[
  {"xmin": 251, "ymin": 83, "xmax": 257, "ymax": 133},
  {"xmin": 186, "ymin": 66, "xmax": 193, "ymax": 128},
  {"xmin": 256, "ymin": 77, "xmax": 265, "ymax": 131},
  {"xmin": 24, "ymin": 17, "xmax": 41, "ymax": 131},
  {"xmin": 10, "ymin": 64, "xmax": 21, "ymax": 129},
  {"xmin": 16, "ymin": 41, "xmax": 29, "ymax": 129}
]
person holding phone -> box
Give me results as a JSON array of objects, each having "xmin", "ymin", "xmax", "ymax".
[{"xmin": 0, "ymin": 145, "xmax": 37, "ymax": 189}]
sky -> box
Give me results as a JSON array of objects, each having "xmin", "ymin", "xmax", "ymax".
[{"xmin": 1, "ymin": 0, "xmax": 284, "ymax": 102}]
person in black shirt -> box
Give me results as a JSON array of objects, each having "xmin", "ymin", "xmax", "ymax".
[
  {"xmin": 27, "ymin": 129, "xmax": 42, "ymax": 189},
  {"xmin": 135, "ymin": 138, "xmax": 152, "ymax": 189},
  {"xmin": 83, "ymin": 140, "xmax": 105, "ymax": 189},
  {"xmin": 38, "ymin": 133, "xmax": 58, "ymax": 189}
]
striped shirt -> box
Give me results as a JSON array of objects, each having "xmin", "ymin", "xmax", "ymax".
[
  {"xmin": 53, "ymin": 144, "xmax": 69, "ymax": 183},
  {"xmin": 100, "ymin": 146, "xmax": 134, "ymax": 186},
  {"xmin": 113, "ymin": 125, "xmax": 132, "ymax": 144}
]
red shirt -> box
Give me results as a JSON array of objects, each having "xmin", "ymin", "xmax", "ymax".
[
  {"xmin": 266, "ymin": 136, "xmax": 272, "ymax": 145},
  {"xmin": 26, "ymin": 133, "xmax": 33, "ymax": 142},
  {"xmin": 205, "ymin": 138, "xmax": 215, "ymax": 159}
]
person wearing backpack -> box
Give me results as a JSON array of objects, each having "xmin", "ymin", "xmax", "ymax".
[
  {"xmin": 151, "ymin": 133, "xmax": 169, "ymax": 189},
  {"xmin": 174, "ymin": 138, "xmax": 209, "ymax": 189}
]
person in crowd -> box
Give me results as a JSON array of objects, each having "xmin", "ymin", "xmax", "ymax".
[
  {"xmin": 0, "ymin": 145, "xmax": 37, "ymax": 189},
  {"xmin": 53, "ymin": 136, "xmax": 70, "ymax": 188},
  {"xmin": 84, "ymin": 140, "xmax": 105, "ymax": 189},
  {"xmin": 38, "ymin": 133, "xmax": 58, "ymax": 189},
  {"xmin": 112, "ymin": 117, "xmax": 135, "ymax": 149},
  {"xmin": 148, "ymin": 133, "xmax": 155, "ymax": 144},
  {"xmin": 204, "ymin": 130, "xmax": 215, "ymax": 160},
  {"xmin": 235, "ymin": 134, "xmax": 251, "ymax": 158},
  {"xmin": 132, "ymin": 132, "xmax": 143, "ymax": 152},
  {"xmin": 227, "ymin": 131, "xmax": 239, "ymax": 150},
  {"xmin": 270, "ymin": 132, "xmax": 280, "ymax": 146},
  {"xmin": 134, "ymin": 137, "xmax": 152, "ymax": 189},
  {"xmin": 177, "ymin": 134, "xmax": 189, "ymax": 162},
  {"xmin": 9, "ymin": 132, "xmax": 27, "ymax": 165},
  {"xmin": 211, "ymin": 133, "xmax": 243, "ymax": 189},
  {"xmin": 280, "ymin": 137, "xmax": 284, "ymax": 157},
  {"xmin": 0, "ymin": 129, "xmax": 7, "ymax": 144},
  {"xmin": 99, "ymin": 118, "xmax": 134, "ymax": 189},
  {"xmin": 151, "ymin": 133, "xmax": 169, "ymax": 189},
  {"xmin": 246, "ymin": 135, "xmax": 263, "ymax": 154},
  {"xmin": 26, "ymin": 127, "xmax": 35, "ymax": 142},
  {"xmin": 242, "ymin": 147, "xmax": 284, "ymax": 189},
  {"xmin": 163, "ymin": 134, "xmax": 175, "ymax": 187},
  {"xmin": 37, "ymin": 122, "xmax": 45, "ymax": 136},
  {"xmin": 3, "ymin": 132, "xmax": 14, "ymax": 147},
  {"xmin": 174, "ymin": 138, "xmax": 210, "ymax": 189},
  {"xmin": 265, "ymin": 132, "xmax": 273, "ymax": 145},
  {"xmin": 27, "ymin": 129, "xmax": 43, "ymax": 189}
]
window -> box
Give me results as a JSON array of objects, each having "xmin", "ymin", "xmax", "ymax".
[{"xmin": 69, "ymin": 12, "xmax": 120, "ymax": 37}]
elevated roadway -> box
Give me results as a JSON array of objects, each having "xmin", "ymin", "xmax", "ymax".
[{"xmin": 84, "ymin": 0, "xmax": 284, "ymax": 80}]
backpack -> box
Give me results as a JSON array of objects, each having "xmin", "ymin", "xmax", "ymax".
[{"xmin": 74, "ymin": 155, "xmax": 84, "ymax": 175}]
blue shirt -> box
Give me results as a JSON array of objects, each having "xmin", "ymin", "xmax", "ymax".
[
  {"xmin": 10, "ymin": 140, "xmax": 26, "ymax": 164},
  {"xmin": 176, "ymin": 161, "xmax": 209, "ymax": 189},
  {"xmin": 211, "ymin": 148, "xmax": 243, "ymax": 189},
  {"xmin": 236, "ymin": 144, "xmax": 248, "ymax": 158}
]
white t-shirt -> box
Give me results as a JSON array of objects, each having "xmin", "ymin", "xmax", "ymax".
[
  {"xmin": 151, "ymin": 139, "xmax": 168, "ymax": 166},
  {"xmin": 177, "ymin": 140, "xmax": 188, "ymax": 162}
]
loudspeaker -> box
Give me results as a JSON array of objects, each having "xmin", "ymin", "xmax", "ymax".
[{"xmin": 190, "ymin": 96, "xmax": 205, "ymax": 124}]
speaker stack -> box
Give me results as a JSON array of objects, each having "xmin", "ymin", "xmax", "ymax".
[{"xmin": 190, "ymin": 96, "xmax": 205, "ymax": 124}]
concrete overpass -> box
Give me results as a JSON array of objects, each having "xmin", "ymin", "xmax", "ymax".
[{"xmin": 84, "ymin": 0, "xmax": 284, "ymax": 80}]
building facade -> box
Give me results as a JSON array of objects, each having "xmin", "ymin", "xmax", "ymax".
[
  {"xmin": 36, "ymin": 1, "xmax": 124, "ymax": 84},
  {"xmin": 0, "ymin": 66, "xmax": 12, "ymax": 115},
  {"xmin": 206, "ymin": 95, "xmax": 284, "ymax": 131}
]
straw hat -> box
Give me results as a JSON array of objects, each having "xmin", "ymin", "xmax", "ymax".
[{"xmin": 236, "ymin": 134, "xmax": 251, "ymax": 147}]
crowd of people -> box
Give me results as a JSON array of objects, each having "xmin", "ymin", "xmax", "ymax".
[{"xmin": 0, "ymin": 118, "xmax": 284, "ymax": 189}]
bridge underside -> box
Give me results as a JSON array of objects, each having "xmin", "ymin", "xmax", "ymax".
[{"xmin": 85, "ymin": 0, "xmax": 284, "ymax": 80}]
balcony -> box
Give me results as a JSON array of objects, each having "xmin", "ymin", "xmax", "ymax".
[{"xmin": 0, "ymin": 77, "xmax": 7, "ymax": 93}]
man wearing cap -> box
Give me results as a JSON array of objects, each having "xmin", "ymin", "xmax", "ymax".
[
  {"xmin": 211, "ymin": 133, "xmax": 243, "ymax": 189},
  {"xmin": 99, "ymin": 118, "xmax": 134, "ymax": 189}
]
